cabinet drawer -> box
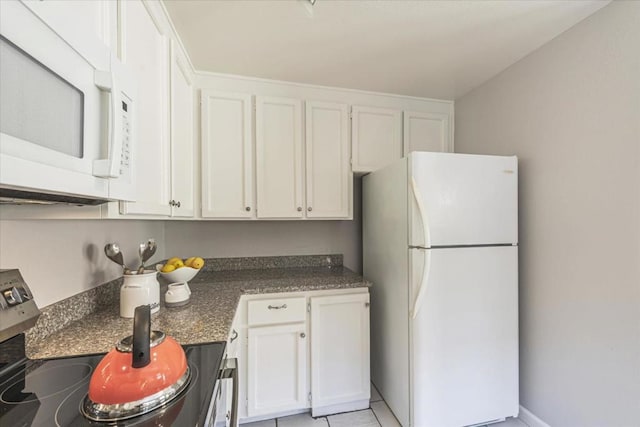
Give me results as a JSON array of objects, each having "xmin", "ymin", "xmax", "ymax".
[{"xmin": 248, "ymin": 297, "xmax": 306, "ymax": 326}]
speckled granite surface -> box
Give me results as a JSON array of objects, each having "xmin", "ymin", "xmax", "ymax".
[
  {"xmin": 25, "ymin": 278, "xmax": 121, "ymax": 343},
  {"xmin": 25, "ymin": 256, "xmax": 369, "ymax": 360},
  {"xmin": 199, "ymin": 254, "xmax": 343, "ymax": 272}
]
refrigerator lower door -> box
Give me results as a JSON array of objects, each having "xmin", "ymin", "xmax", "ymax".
[{"xmin": 410, "ymin": 245, "xmax": 519, "ymax": 427}]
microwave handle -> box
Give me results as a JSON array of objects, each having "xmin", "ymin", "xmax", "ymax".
[{"xmin": 93, "ymin": 70, "xmax": 123, "ymax": 178}]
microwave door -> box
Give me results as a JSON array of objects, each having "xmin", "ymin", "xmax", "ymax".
[{"xmin": 0, "ymin": 2, "xmax": 131, "ymax": 200}]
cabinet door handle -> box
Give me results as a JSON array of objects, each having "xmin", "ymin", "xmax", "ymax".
[
  {"xmin": 365, "ymin": 302, "xmax": 370, "ymax": 308},
  {"xmin": 297, "ymin": 207, "xmax": 302, "ymax": 212},
  {"xmin": 176, "ymin": 201, "xmax": 181, "ymax": 208},
  {"xmin": 230, "ymin": 329, "xmax": 238, "ymax": 343},
  {"xmin": 169, "ymin": 200, "xmax": 174, "ymax": 207},
  {"xmin": 245, "ymin": 206, "xmax": 251, "ymax": 212},
  {"xmin": 307, "ymin": 207, "xmax": 312, "ymax": 212},
  {"xmin": 267, "ymin": 304, "xmax": 287, "ymax": 310},
  {"xmin": 300, "ymin": 332, "xmax": 306, "ymax": 338}
]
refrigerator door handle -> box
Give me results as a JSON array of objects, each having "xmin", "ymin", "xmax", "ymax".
[
  {"xmin": 410, "ymin": 177, "xmax": 430, "ymax": 248},
  {"xmin": 411, "ymin": 247, "xmax": 431, "ymax": 319}
]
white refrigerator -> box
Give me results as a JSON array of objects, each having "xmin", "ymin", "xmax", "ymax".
[{"xmin": 363, "ymin": 151, "xmax": 519, "ymax": 427}]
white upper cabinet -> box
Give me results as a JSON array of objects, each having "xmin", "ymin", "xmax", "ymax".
[
  {"xmin": 404, "ymin": 110, "xmax": 452, "ymax": 155},
  {"xmin": 169, "ymin": 40, "xmax": 194, "ymax": 217},
  {"xmin": 201, "ymin": 91, "xmax": 253, "ymax": 219},
  {"xmin": 118, "ymin": 0, "xmax": 171, "ymax": 216},
  {"xmin": 305, "ymin": 101, "xmax": 352, "ymax": 219},
  {"xmin": 310, "ymin": 293, "xmax": 371, "ymax": 416},
  {"xmin": 351, "ymin": 106, "xmax": 402, "ymax": 173},
  {"xmin": 20, "ymin": 0, "xmax": 116, "ymax": 65},
  {"xmin": 255, "ymin": 96, "xmax": 304, "ymax": 219}
]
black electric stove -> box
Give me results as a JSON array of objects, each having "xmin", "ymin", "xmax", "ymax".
[{"xmin": 0, "ymin": 335, "xmax": 226, "ymax": 427}]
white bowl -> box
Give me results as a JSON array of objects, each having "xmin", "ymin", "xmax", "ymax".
[{"xmin": 156, "ymin": 264, "xmax": 201, "ymax": 283}]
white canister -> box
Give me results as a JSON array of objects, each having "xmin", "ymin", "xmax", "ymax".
[
  {"xmin": 120, "ymin": 270, "xmax": 160, "ymax": 318},
  {"xmin": 165, "ymin": 282, "xmax": 191, "ymax": 307}
]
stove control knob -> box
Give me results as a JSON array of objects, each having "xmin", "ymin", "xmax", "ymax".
[{"xmin": 2, "ymin": 287, "xmax": 22, "ymax": 306}]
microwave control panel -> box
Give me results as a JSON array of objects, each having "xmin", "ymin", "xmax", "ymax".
[{"xmin": 119, "ymin": 96, "xmax": 132, "ymax": 180}]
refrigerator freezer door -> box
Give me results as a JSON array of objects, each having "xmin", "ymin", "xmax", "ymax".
[
  {"xmin": 409, "ymin": 152, "xmax": 518, "ymax": 247},
  {"xmin": 410, "ymin": 246, "xmax": 519, "ymax": 427}
]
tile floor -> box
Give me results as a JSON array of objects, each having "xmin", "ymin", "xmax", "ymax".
[{"xmin": 243, "ymin": 384, "xmax": 529, "ymax": 427}]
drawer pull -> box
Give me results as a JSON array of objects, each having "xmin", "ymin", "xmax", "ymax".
[
  {"xmin": 230, "ymin": 329, "xmax": 238, "ymax": 343},
  {"xmin": 267, "ymin": 304, "xmax": 288, "ymax": 310}
]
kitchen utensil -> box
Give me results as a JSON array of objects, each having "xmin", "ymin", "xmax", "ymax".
[
  {"xmin": 137, "ymin": 239, "xmax": 157, "ymax": 274},
  {"xmin": 82, "ymin": 305, "xmax": 190, "ymax": 422},
  {"xmin": 104, "ymin": 243, "xmax": 131, "ymax": 274},
  {"xmin": 156, "ymin": 263, "xmax": 201, "ymax": 285},
  {"xmin": 165, "ymin": 282, "xmax": 191, "ymax": 308},
  {"xmin": 120, "ymin": 270, "xmax": 160, "ymax": 318}
]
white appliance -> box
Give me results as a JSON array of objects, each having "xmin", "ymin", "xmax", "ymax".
[
  {"xmin": 363, "ymin": 151, "xmax": 519, "ymax": 427},
  {"xmin": 0, "ymin": 1, "xmax": 136, "ymax": 204},
  {"xmin": 120, "ymin": 271, "xmax": 160, "ymax": 318}
]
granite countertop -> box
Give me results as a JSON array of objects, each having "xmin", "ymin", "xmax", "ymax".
[{"xmin": 26, "ymin": 263, "xmax": 370, "ymax": 360}]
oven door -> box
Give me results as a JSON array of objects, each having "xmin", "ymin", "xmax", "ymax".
[
  {"xmin": 210, "ymin": 357, "xmax": 238, "ymax": 427},
  {"xmin": 0, "ymin": 1, "xmax": 135, "ymax": 201}
]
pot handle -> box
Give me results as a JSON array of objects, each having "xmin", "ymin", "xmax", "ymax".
[{"xmin": 132, "ymin": 305, "xmax": 151, "ymax": 368}]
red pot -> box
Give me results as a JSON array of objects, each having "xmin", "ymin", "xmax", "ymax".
[{"xmin": 82, "ymin": 305, "xmax": 190, "ymax": 422}]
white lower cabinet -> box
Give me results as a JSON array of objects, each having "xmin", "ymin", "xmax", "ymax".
[
  {"xmin": 247, "ymin": 323, "xmax": 308, "ymax": 417},
  {"xmin": 233, "ymin": 289, "xmax": 370, "ymax": 423},
  {"xmin": 310, "ymin": 293, "xmax": 371, "ymax": 416}
]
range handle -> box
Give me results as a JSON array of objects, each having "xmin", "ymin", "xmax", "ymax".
[{"xmin": 219, "ymin": 357, "xmax": 238, "ymax": 427}]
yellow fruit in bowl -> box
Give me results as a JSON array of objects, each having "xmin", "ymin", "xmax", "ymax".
[
  {"xmin": 161, "ymin": 263, "xmax": 176, "ymax": 273},
  {"xmin": 184, "ymin": 257, "xmax": 196, "ymax": 267},
  {"xmin": 167, "ymin": 257, "xmax": 182, "ymax": 266},
  {"xmin": 173, "ymin": 260, "xmax": 185, "ymax": 269},
  {"xmin": 191, "ymin": 257, "xmax": 204, "ymax": 269}
]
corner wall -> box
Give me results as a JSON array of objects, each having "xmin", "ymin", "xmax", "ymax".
[
  {"xmin": 0, "ymin": 220, "xmax": 165, "ymax": 308},
  {"xmin": 454, "ymin": 2, "xmax": 640, "ymax": 426}
]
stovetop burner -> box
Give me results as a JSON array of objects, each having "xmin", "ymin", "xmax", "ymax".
[
  {"xmin": 1, "ymin": 362, "xmax": 93, "ymax": 404},
  {"xmin": 0, "ymin": 342, "xmax": 225, "ymax": 427}
]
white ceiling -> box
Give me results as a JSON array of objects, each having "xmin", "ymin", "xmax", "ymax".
[{"xmin": 163, "ymin": 0, "xmax": 609, "ymax": 100}]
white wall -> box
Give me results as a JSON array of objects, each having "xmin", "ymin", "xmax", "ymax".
[
  {"xmin": 165, "ymin": 179, "xmax": 363, "ymax": 272},
  {"xmin": 0, "ymin": 180, "xmax": 362, "ymax": 308},
  {"xmin": 0, "ymin": 220, "xmax": 165, "ymax": 308},
  {"xmin": 454, "ymin": 2, "xmax": 640, "ymax": 426}
]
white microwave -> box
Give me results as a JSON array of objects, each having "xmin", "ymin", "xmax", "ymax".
[{"xmin": 0, "ymin": 1, "xmax": 136, "ymax": 204}]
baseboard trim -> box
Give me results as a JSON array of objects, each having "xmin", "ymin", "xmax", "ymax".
[{"xmin": 519, "ymin": 405, "xmax": 551, "ymax": 427}]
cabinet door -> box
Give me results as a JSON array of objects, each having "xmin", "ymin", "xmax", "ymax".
[
  {"xmin": 247, "ymin": 323, "xmax": 308, "ymax": 417},
  {"xmin": 169, "ymin": 41, "xmax": 194, "ymax": 217},
  {"xmin": 305, "ymin": 101, "xmax": 352, "ymax": 219},
  {"xmin": 201, "ymin": 91, "xmax": 253, "ymax": 218},
  {"xmin": 351, "ymin": 106, "xmax": 402, "ymax": 173},
  {"xmin": 403, "ymin": 110, "xmax": 451, "ymax": 155},
  {"xmin": 20, "ymin": 0, "xmax": 116, "ymax": 64},
  {"xmin": 255, "ymin": 96, "xmax": 304, "ymax": 218},
  {"xmin": 310, "ymin": 293, "xmax": 370, "ymax": 416},
  {"xmin": 119, "ymin": 0, "xmax": 171, "ymax": 216}
]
